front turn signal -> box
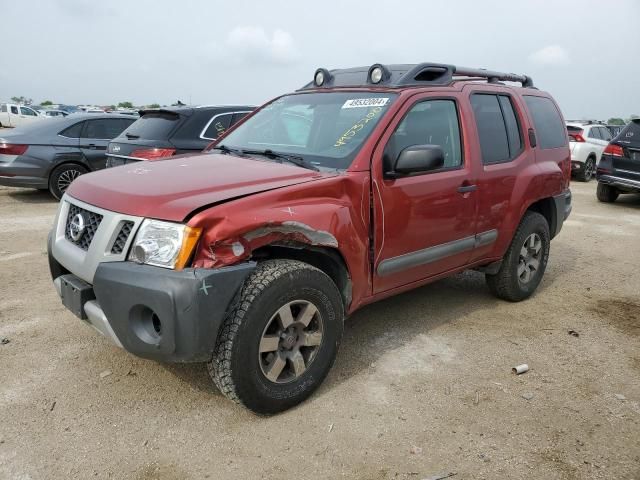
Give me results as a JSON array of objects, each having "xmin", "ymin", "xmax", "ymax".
[{"xmin": 175, "ymin": 226, "xmax": 202, "ymax": 270}]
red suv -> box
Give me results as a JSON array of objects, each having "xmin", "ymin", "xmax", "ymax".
[{"xmin": 48, "ymin": 63, "xmax": 572, "ymax": 414}]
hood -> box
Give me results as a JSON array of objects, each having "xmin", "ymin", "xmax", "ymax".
[{"xmin": 67, "ymin": 152, "xmax": 331, "ymax": 221}]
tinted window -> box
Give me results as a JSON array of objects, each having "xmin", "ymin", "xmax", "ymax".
[
  {"xmin": 499, "ymin": 95, "xmax": 522, "ymax": 157},
  {"xmin": 60, "ymin": 121, "xmax": 84, "ymax": 138},
  {"xmin": 202, "ymin": 113, "xmax": 233, "ymax": 140},
  {"xmin": 83, "ymin": 118, "xmax": 134, "ymax": 139},
  {"xmin": 523, "ymin": 96, "xmax": 567, "ymax": 149},
  {"xmin": 11, "ymin": 106, "xmax": 18, "ymax": 114},
  {"xmin": 599, "ymin": 127, "xmax": 612, "ymax": 141},
  {"xmin": 471, "ymin": 94, "xmax": 510, "ymax": 164},
  {"xmin": 616, "ymin": 120, "xmax": 640, "ymax": 146},
  {"xmin": 387, "ymin": 100, "xmax": 462, "ymax": 169},
  {"xmin": 122, "ymin": 113, "xmax": 180, "ymax": 140},
  {"xmin": 587, "ymin": 127, "xmax": 601, "ymax": 139},
  {"xmin": 231, "ymin": 111, "xmax": 250, "ymax": 125}
]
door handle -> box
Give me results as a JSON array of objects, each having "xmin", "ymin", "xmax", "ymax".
[{"xmin": 458, "ymin": 184, "xmax": 477, "ymax": 193}]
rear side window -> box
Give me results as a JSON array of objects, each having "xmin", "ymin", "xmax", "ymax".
[
  {"xmin": 11, "ymin": 106, "xmax": 18, "ymax": 114},
  {"xmin": 231, "ymin": 112, "xmax": 250, "ymax": 125},
  {"xmin": 616, "ymin": 120, "xmax": 640, "ymax": 146},
  {"xmin": 60, "ymin": 121, "xmax": 85, "ymax": 138},
  {"xmin": 587, "ymin": 127, "xmax": 601, "ymax": 139},
  {"xmin": 471, "ymin": 94, "xmax": 510, "ymax": 164},
  {"xmin": 598, "ymin": 127, "xmax": 612, "ymax": 141},
  {"xmin": 122, "ymin": 113, "xmax": 180, "ymax": 140},
  {"xmin": 1, "ymin": 104, "xmax": 6, "ymax": 112},
  {"xmin": 202, "ymin": 113, "xmax": 234, "ymax": 140},
  {"xmin": 83, "ymin": 118, "xmax": 135, "ymax": 139},
  {"xmin": 523, "ymin": 96, "xmax": 567, "ymax": 149}
]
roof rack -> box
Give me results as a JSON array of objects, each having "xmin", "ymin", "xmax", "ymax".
[{"xmin": 299, "ymin": 63, "xmax": 534, "ymax": 91}]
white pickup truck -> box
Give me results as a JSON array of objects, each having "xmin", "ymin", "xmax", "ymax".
[{"xmin": 0, "ymin": 103, "xmax": 42, "ymax": 128}]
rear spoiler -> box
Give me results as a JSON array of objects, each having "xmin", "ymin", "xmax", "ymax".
[{"xmin": 137, "ymin": 108, "xmax": 191, "ymax": 117}]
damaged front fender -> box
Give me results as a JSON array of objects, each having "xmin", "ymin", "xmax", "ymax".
[{"xmin": 195, "ymin": 220, "xmax": 339, "ymax": 269}]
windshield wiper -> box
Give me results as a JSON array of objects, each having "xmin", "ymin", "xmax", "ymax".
[
  {"xmin": 242, "ymin": 149, "xmax": 319, "ymax": 172},
  {"xmin": 211, "ymin": 144, "xmax": 246, "ymax": 156}
]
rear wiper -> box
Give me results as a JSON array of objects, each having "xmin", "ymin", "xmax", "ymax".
[
  {"xmin": 242, "ymin": 149, "xmax": 319, "ymax": 172},
  {"xmin": 125, "ymin": 133, "xmax": 140, "ymax": 139}
]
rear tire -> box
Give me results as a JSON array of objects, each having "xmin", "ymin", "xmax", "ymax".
[
  {"xmin": 576, "ymin": 157, "xmax": 595, "ymax": 182},
  {"xmin": 49, "ymin": 163, "xmax": 88, "ymax": 201},
  {"xmin": 208, "ymin": 259, "xmax": 344, "ymax": 415},
  {"xmin": 486, "ymin": 211, "xmax": 550, "ymax": 302},
  {"xmin": 596, "ymin": 182, "xmax": 619, "ymax": 203}
]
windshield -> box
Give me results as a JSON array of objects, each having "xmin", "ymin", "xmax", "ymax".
[{"xmin": 215, "ymin": 92, "xmax": 396, "ymax": 170}]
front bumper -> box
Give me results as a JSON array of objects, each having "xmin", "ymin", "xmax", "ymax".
[{"xmin": 49, "ymin": 240, "xmax": 255, "ymax": 362}]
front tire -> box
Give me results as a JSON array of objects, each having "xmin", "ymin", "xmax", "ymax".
[
  {"xmin": 49, "ymin": 163, "xmax": 88, "ymax": 200},
  {"xmin": 486, "ymin": 211, "xmax": 550, "ymax": 302},
  {"xmin": 596, "ymin": 182, "xmax": 619, "ymax": 203},
  {"xmin": 208, "ymin": 259, "xmax": 344, "ymax": 414}
]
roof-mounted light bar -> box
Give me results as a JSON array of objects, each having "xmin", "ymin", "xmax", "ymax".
[{"xmin": 300, "ymin": 63, "xmax": 534, "ymax": 90}]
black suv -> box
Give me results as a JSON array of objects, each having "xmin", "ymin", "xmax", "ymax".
[
  {"xmin": 105, "ymin": 105, "xmax": 254, "ymax": 167},
  {"xmin": 596, "ymin": 119, "xmax": 640, "ymax": 202}
]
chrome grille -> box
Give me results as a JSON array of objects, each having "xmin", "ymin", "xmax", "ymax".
[
  {"xmin": 65, "ymin": 204, "xmax": 103, "ymax": 251},
  {"xmin": 111, "ymin": 221, "xmax": 134, "ymax": 254}
]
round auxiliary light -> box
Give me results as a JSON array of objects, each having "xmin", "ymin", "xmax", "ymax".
[
  {"xmin": 314, "ymin": 69, "xmax": 325, "ymax": 86},
  {"xmin": 370, "ymin": 66, "xmax": 383, "ymax": 84}
]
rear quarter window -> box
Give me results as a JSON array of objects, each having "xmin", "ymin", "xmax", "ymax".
[
  {"xmin": 615, "ymin": 120, "xmax": 640, "ymax": 146},
  {"xmin": 122, "ymin": 113, "xmax": 181, "ymax": 140},
  {"xmin": 523, "ymin": 96, "xmax": 567, "ymax": 149}
]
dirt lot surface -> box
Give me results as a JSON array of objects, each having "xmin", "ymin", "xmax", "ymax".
[{"xmin": 0, "ymin": 181, "xmax": 639, "ymax": 480}]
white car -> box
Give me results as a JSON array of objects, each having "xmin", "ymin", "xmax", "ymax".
[
  {"xmin": 41, "ymin": 109, "xmax": 70, "ymax": 118},
  {"xmin": 566, "ymin": 122, "xmax": 612, "ymax": 181},
  {"xmin": 0, "ymin": 103, "xmax": 43, "ymax": 128}
]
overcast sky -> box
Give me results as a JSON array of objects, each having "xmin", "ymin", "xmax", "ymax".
[{"xmin": 1, "ymin": 0, "xmax": 639, "ymax": 119}]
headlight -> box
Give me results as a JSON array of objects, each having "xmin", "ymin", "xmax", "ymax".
[{"xmin": 128, "ymin": 219, "xmax": 202, "ymax": 270}]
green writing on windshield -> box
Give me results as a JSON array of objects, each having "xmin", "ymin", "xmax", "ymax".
[{"xmin": 334, "ymin": 107, "xmax": 383, "ymax": 147}]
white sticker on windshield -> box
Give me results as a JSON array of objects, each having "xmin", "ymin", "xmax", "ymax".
[{"xmin": 342, "ymin": 98, "xmax": 390, "ymax": 109}]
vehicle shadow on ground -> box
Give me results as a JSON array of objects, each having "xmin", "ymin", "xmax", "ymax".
[
  {"xmin": 5, "ymin": 188, "xmax": 56, "ymax": 204},
  {"xmin": 162, "ymin": 272, "xmax": 495, "ymax": 397},
  {"xmin": 615, "ymin": 193, "xmax": 640, "ymax": 209},
  {"xmin": 163, "ymin": 260, "xmax": 579, "ymax": 400}
]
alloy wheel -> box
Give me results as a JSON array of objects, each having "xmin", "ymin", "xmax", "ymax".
[
  {"xmin": 518, "ymin": 233, "xmax": 542, "ymax": 284},
  {"xmin": 584, "ymin": 159, "xmax": 594, "ymax": 181},
  {"xmin": 259, "ymin": 300, "xmax": 324, "ymax": 384},
  {"xmin": 57, "ymin": 168, "xmax": 82, "ymax": 193}
]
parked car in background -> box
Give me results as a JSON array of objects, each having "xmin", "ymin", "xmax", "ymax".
[
  {"xmin": 0, "ymin": 114, "xmax": 135, "ymax": 199},
  {"xmin": 0, "ymin": 103, "xmax": 43, "ymax": 128},
  {"xmin": 41, "ymin": 109, "xmax": 70, "ymax": 118},
  {"xmin": 566, "ymin": 122, "xmax": 612, "ymax": 181},
  {"xmin": 605, "ymin": 124, "xmax": 625, "ymax": 138},
  {"xmin": 48, "ymin": 62, "xmax": 571, "ymax": 414},
  {"xmin": 596, "ymin": 119, "xmax": 640, "ymax": 202},
  {"xmin": 105, "ymin": 105, "xmax": 254, "ymax": 167}
]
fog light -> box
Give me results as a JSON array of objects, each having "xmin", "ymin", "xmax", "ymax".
[{"xmin": 314, "ymin": 70, "xmax": 325, "ymax": 86}]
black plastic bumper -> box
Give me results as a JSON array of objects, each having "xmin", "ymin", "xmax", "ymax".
[
  {"xmin": 551, "ymin": 189, "xmax": 572, "ymax": 238},
  {"xmin": 49, "ymin": 245, "xmax": 256, "ymax": 362}
]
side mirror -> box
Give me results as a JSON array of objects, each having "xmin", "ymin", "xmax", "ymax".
[{"xmin": 387, "ymin": 145, "xmax": 445, "ymax": 177}]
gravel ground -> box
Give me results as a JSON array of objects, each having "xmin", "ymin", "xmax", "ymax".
[{"xmin": 0, "ymin": 181, "xmax": 638, "ymax": 480}]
